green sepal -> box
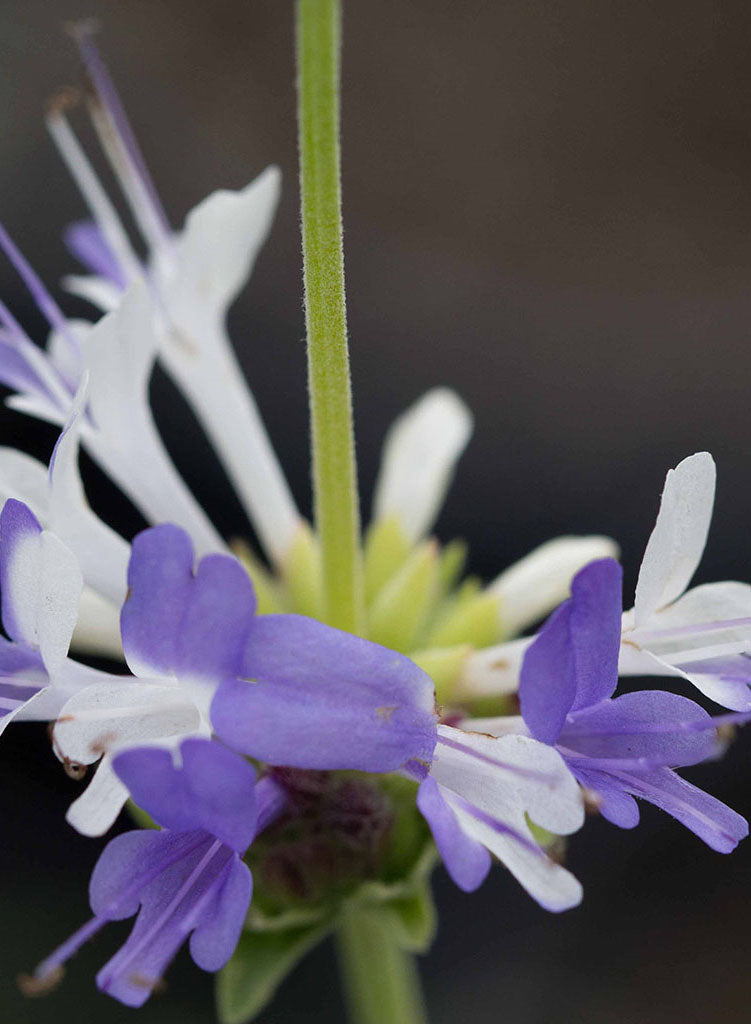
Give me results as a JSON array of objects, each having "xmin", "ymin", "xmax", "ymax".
[
  {"xmin": 126, "ymin": 799, "xmax": 157, "ymax": 829},
  {"xmin": 217, "ymin": 919, "xmax": 331, "ymax": 1024},
  {"xmin": 425, "ymin": 584, "xmax": 501, "ymax": 649},
  {"xmin": 363, "ymin": 515, "xmax": 412, "ymax": 607},
  {"xmin": 436, "ymin": 538, "xmax": 467, "ymax": 594},
  {"xmin": 282, "ymin": 522, "xmax": 323, "ymax": 619},
  {"xmin": 375, "ymin": 878, "xmax": 437, "ymax": 953},
  {"xmin": 230, "ymin": 538, "xmax": 287, "ymax": 615},
  {"xmin": 410, "ymin": 645, "xmax": 471, "ymax": 704},
  {"xmin": 368, "ymin": 540, "xmax": 440, "ymax": 652}
]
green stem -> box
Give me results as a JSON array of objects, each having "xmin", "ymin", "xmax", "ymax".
[
  {"xmin": 296, "ymin": 0, "xmax": 364, "ymax": 633},
  {"xmin": 336, "ymin": 906, "xmax": 428, "ymax": 1024}
]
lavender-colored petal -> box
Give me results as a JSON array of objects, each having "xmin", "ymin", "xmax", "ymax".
[
  {"xmin": 519, "ymin": 601, "xmax": 576, "ymax": 745},
  {"xmin": 89, "ymin": 830, "xmax": 200, "ymax": 921},
  {"xmin": 113, "ymin": 739, "xmax": 257, "ymax": 853},
  {"xmin": 674, "ymin": 654, "xmax": 751, "ymax": 711},
  {"xmin": 559, "ymin": 690, "xmax": 718, "ymax": 768},
  {"xmin": 568, "ymin": 558, "xmax": 623, "ymax": 710},
  {"xmin": 96, "ymin": 835, "xmax": 235, "ymax": 1007},
  {"xmin": 211, "ymin": 615, "xmax": 437, "ymax": 772},
  {"xmin": 121, "ymin": 525, "xmax": 254, "ymax": 687},
  {"xmin": 0, "ymin": 338, "xmax": 55, "ymax": 400},
  {"xmin": 605, "ymin": 765, "xmax": 748, "ymax": 852},
  {"xmin": 0, "ymin": 498, "xmax": 42, "ymax": 643},
  {"xmin": 174, "ymin": 553, "xmax": 256, "ymax": 683},
  {"xmin": 416, "ymin": 776, "xmax": 491, "ymax": 892},
  {"xmin": 570, "ymin": 765, "xmax": 641, "ymax": 828},
  {"xmin": 189, "ymin": 856, "xmax": 252, "ymax": 971},
  {"xmin": 520, "ymin": 559, "xmax": 622, "ymax": 743},
  {"xmin": 64, "ymin": 220, "xmax": 126, "ymax": 287},
  {"xmin": 121, "ymin": 524, "xmax": 194, "ymax": 677}
]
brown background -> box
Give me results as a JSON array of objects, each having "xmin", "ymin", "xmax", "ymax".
[{"xmin": 0, "ymin": 1, "xmax": 750, "ymax": 1021}]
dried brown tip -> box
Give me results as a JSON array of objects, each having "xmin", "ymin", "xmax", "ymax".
[
  {"xmin": 63, "ymin": 760, "xmax": 88, "ymax": 782},
  {"xmin": 128, "ymin": 972, "xmax": 166, "ymax": 995},
  {"xmin": 64, "ymin": 18, "xmax": 100, "ymax": 42},
  {"xmin": 18, "ymin": 967, "xmax": 65, "ymax": 998},
  {"xmin": 46, "ymin": 86, "xmax": 82, "ymax": 118}
]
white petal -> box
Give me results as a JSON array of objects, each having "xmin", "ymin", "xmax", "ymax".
[
  {"xmin": 54, "ymin": 680, "xmax": 201, "ymax": 766},
  {"xmin": 38, "ymin": 532, "xmax": 84, "ymax": 673},
  {"xmin": 66, "ymin": 754, "xmax": 129, "ymax": 837},
  {"xmin": 634, "ymin": 452, "xmax": 716, "ymax": 626},
  {"xmin": 454, "ymin": 637, "xmax": 531, "ymax": 699},
  {"xmin": 48, "ymin": 382, "xmax": 130, "ymax": 605},
  {"xmin": 372, "ymin": 388, "xmax": 473, "ymax": 543},
  {"xmin": 488, "ymin": 535, "xmax": 620, "ymax": 636},
  {"xmin": 71, "ymin": 588, "xmax": 123, "ymax": 660},
  {"xmin": 62, "ymin": 273, "xmax": 122, "ymax": 312},
  {"xmin": 0, "ymin": 447, "xmax": 49, "ymax": 518},
  {"xmin": 447, "ymin": 791, "xmax": 583, "ymax": 912},
  {"xmin": 155, "ymin": 171, "xmax": 302, "ymax": 567},
  {"xmin": 434, "ymin": 725, "xmax": 584, "ymax": 836},
  {"xmin": 167, "ymin": 168, "xmax": 281, "ymax": 331},
  {"xmin": 82, "ymin": 282, "xmax": 225, "ymax": 556}
]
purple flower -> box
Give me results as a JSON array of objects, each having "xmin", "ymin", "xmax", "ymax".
[
  {"xmin": 30, "ymin": 738, "xmax": 284, "ymax": 1007},
  {"xmin": 517, "ymin": 558, "xmax": 748, "ymax": 852}
]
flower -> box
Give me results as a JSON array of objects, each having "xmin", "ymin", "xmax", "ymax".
[
  {"xmin": 619, "ymin": 452, "xmax": 751, "ymax": 710},
  {"xmin": 506, "ymin": 559, "xmax": 748, "ymax": 851},
  {"xmin": 28, "ymin": 738, "xmax": 281, "ymax": 1007},
  {"xmin": 409, "ymin": 724, "xmax": 585, "ymax": 911}
]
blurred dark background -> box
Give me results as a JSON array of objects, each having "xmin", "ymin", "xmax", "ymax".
[{"xmin": 1, "ymin": 0, "xmax": 751, "ymax": 1021}]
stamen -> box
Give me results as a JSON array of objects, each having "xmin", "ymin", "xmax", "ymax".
[
  {"xmin": 0, "ymin": 223, "xmax": 80, "ymax": 364},
  {"xmin": 666, "ymin": 640, "xmax": 751, "ymax": 664},
  {"xmin": 631, "ymin": 616, "xmax": 751, "ymax": 644},
  {"xmin": 97, "ymin": 840, "xmax": 225, "ymax": 995},
  {"xmin": 46, "ymin": 104, "xmax": 142, "ymax": 285},
  {"xmin": 436, "ymin": 727, "xmax": 557, "ymax": 784},
  {"xmin": 29, "ymin": 833, "xmax": 208, "ymax": 985},
  {"xmin": 68, "ymin": 21, "xmax": 173, "ymax": 256},
  {"xmin": 0, "ymin": 295, "xmax": 75, "ymax": 409}
]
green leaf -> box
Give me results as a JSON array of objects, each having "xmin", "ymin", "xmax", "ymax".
[
  {"xmin": 377, "ymin": 879, "xmax": 437, "ymax": 953},
  {"xmin": 217, "ymin": 920, "xmax": 331, "ymax": 1024}
]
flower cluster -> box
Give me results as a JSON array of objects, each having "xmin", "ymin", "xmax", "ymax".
[{"xmin": 2, "ymin": 25, "xmax": 750, "ymax": 1020}]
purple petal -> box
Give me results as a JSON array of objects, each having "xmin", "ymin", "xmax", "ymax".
[
  {"xmin": 676, "ymin": 654, "xmax": 751, "ymax": 711},
  {"xmin": 605, "ymin": 765, "xmax": 748, "ymax": 852},
  {"xmin": 174, "ymin": 554, "xmax": 256, "ymax": 683},
  {"xmin": 121, "ymin": 525, "xmax": 255, "ymax": 686},
  {"xmin": 64, "ymin": 220, "xmax": 126, "ymax": 287},
  {"xmin": 90, "ymin": 830, "xmax": 205, "ymax": 920},
  {"xmin": 121, "ymin": 525, "xmax": 194, "ymax": 677},
  {"xmin": 520, "ymin": 559, "xmax": 622, "ymax": 743},
  {"xmin": 211, "ymin": 615, "xmax": 437, "ymax": 772},
  {"xmin": 569, "ymin": 765, "xmax": 641, "ymax": 828},
  {"xmin": 0, "ymin": 499, "xmax": 42, "ymax": 644},
  {"xmin": 417, "ymin": 776, "xmax": 491, "ymax": 891},
  {"xmin": 96, "ymin": 835, "xmax": 236, "ymax": 1007},
  {"xmin": 113, "ymin": 739, "xmax": 257, "ymax": 853},
  {"xmin": 189, "ymin": 856, "xmax": 252, "ymax": 971},
  {"xmin": 559, "ymin": 690, "xmax": 718, "ymax": 767}
]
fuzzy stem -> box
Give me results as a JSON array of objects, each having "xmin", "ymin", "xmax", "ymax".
[
  {"xmin": 336, "ymin": 905, "xmax": 428, "ymax": 1024},
  {"xmin": 296, "ymin": 0, "xmax": 364, "ymax": 633}
]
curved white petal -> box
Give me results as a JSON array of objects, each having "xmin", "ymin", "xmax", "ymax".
[
  {"xmin": 488, "ymin": 535, "xmax": 620, "ymax": 637},
  {"xmin": 372, "ymin": 388, "xmax": 473, "ymax": 544},
  {"xmin": 71, "ymin": 588, "xmax": 123, "ymax": 660},
  {"xmin": 65, "ymin": 754, "xmax": 128, "ymax": 837},
  {"xmin": 62, "ymin": 273, "xmax": 122, "ymax": 312},
  {"xmin": 634, "ymin": 452, "xmax": 716, "ymax": 626},
  {"xmin": 447, "ymin": 791, "xmax": 583, "ymax": 912},
  {"xmin": 54, "ymin": 680, "xmax": 201, "ymax": 766},
  {"xmin": 154, "ymin": 171, "xmax": 301, "ymax": 567},
  {"xmin": 0, "ymin": 448, "xmax": 50, "ymax": 517},
  {"xmin": 82, "ymin": 281, "xmax": 224, "ymax": 557},
  {"xmin": 434, "ymin": 726, "xmax": 584, "ymax": 836},
  {"xmin": 166, "ymin": 168, "xmax": 281, "ymax": 334},
  {"xmin": 454, "ymin": 636, "xmax": 531, "ymax": 699}
]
